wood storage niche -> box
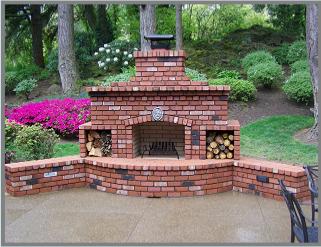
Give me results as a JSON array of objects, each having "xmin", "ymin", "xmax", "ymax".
[
  {"xmin": 206, "ymin": 131, "xmax": 235, "ymax": 160},
  {"xmin": 86, "ymin": 130, "xmax": 112, "ymax": 157}
]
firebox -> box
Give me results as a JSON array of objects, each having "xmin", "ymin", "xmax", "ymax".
[
  {"xmin": 79, "ymin": 46, "xmax": 240, "ymax": 160},
  {"xmin": 133, "ymin": 122, "xmax": 185, "ymax": 159}
]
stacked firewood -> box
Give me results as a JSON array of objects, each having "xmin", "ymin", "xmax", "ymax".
[
  {"xmin": 86, "ymin": 130, "xmax": 112, "ymax": 157},
  {"xmin": 206, "ymin": 132, "xmax": 234, "ymax": 159}
]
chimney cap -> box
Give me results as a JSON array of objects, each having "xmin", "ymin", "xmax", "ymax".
[{"xmin": 144, "ymin": 34, "xmax": 175, "ymax": 41}]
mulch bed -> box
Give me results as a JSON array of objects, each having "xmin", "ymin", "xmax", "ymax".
[{"xmin": 228, "ymin": 88, "xmax": 313, "ymax": 126}]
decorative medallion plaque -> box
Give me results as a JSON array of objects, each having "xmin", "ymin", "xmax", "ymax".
[{"xmin": 152, "ymin": 107, "xmax": 164, "ymax": 121}]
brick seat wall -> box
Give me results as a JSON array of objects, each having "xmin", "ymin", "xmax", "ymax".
[{"xmin": 5, "ymin": 156, "xmax": 309, "ymax": 201}]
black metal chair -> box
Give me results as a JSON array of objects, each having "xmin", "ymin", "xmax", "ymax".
[
  {"xmin": 304, "ymin": 165, "xmax": 318, "ymax": 226},
  {"xmin": 279, "ymin": 179, "xmax": 318, "ymax": 243}
]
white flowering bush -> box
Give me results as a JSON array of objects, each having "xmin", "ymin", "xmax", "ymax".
[{"xmin": 93, "ymin": 40, "xmax": 138, "ymax": 72}]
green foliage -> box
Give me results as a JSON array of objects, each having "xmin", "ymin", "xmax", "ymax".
[
  {"xmin": 103, "ymin": 66, "xmax": 135, "ymax": 85},
  {"xmin": 183, "ymin": 4, "xmax": 269, "ymax": 41},
  {"xmin": 156, "ymin": 5, "xmax": 176, "ymax": 35},
  {"xmin": 184, "ymin": 25, "xmax": 295, "ymax": 81},
  {"xmin": 5, "ymin": 119, "xmax": 24, "ymax": 151},
  {"xmin": 217, "ymin": 70, "xmax": 241, "ymax": 79},
  {"xmin": 14, "ymin": 78, "xmax": 38, "ymax": 99},
  {"xmin": 290, "ymin": 59, "xmax": 310, "ymax": 74},
  {"xmin": 209, "ymin": 78, "xmax": 256, "ymax": 102},
  {"xmin": 76, "ymin": 78, "xmax": 99, "ymax": 90},
  {"xmin": 14, "ymin": 124, "xmax": 60, "ymax": 161},
  {"xmin": 241, "ymin": 50, "xmax": 276, "ymax": 72},
  {"xmin": 5, "ymin": 64, "xmax": 46, "ymax": 93},
  {"xmin": 261, "ymin": 5, "xmax": 306, "ymax": 37},
  {"xmin": 46, "ymin": 48, "xmax": 59, "ymax": 73},
  {"xmin": 241, "ymin": 115, "xmax": 317, "ymax": 165},
  {"xmin": 108, "ymin": 5, "xmax": 140, "ymax": 43},
  {"xmin": 185, "ymin": 68, "xmax": 207, "ymax": 81},
  {"xmin": 282, "ymin": 71, "xmax": 313, "ymax": 105},
  {"xmin": 271, "ymin": 43, "xmax": 290, "ymax": 65},
  {"xmin": 287, "ymin": 40, "xmax": 307, "ymax": 64},
  {"xmin": 46, "ymin": 30, "xmax": 97, "ymax": 78},
  {"xmin": 247, "ymin": 61, "xmax": 283, "ymax": 88}
]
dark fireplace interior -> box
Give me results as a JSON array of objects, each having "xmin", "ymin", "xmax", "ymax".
[{"xmin": 132, "ymin": 122, "xmax": 185, "ymax": 159}]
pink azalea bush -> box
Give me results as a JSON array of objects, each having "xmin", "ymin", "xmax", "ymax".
[
  {"xmin": 7, "ymin": 98, "xmax": 91, "ymax": 136},
  {"xmin": 5, "ymin": 104, "xmax": 12, "ymax": 118}
]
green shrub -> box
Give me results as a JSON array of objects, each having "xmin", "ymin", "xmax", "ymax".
[
  {"xmin": 5, "ymin": 64, "xmax": 42, "ymax": 92},
  {"xmin": 247, "ymin": 61, "xmax": 283, "ymax": 88},
  {"xmin": 282, "ymin": 71, "xmax": 313, "ymax": 105},
  {"xmin": 217, "ymin": 70, "xmax": 241, "ymax": 79},
  {"xmin": 14, "ymin": 124, "xmax": 60, "ymax": 161},
  {"xmin": 38, "ymin": 69, "xmax": 51, "ymax": 81},
  {"xmin": 271, "ymin": 43, "xmax": 290, "ymax": 65},
  {"xmin": 5, "ymin": 119, "xmax": 24, "ymax": 150},
  {"xmin": 241, "ymin": 50, "xmax": 276, "ymax": 72},
  {"xmin": 14, "ymin": 78, "xmax": 38, "ymax": 99},
  {"xmin": 287, "ymin": 40, "xmax": 307, "ymax": 64},
  {"xmin": 209, "ymin": 78, "xmax": 256, "ymax": 102},
  {"xmin": 290, "ymin": 59, "xmax": 310, "ymax": 73},
  {"xmin": 185, "ymin": 68, "xmax": 208, "ymax": 81}
]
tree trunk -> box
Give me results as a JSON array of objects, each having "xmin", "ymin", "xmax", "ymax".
[
  {"xmin": 97, "ymin": 5, "xmax": 113, "ymax": 45},
  {"xmin": 175, "ymin": 4, "xmax": 183, "ymax": 50},
  {"xmin": 140, "ymin": 4, "xmax": 156, "ymax": 51},
  {"xmin": 30, "ymin": 5, "xmax": 45, "ymax": 68},
  {"xmin": 306, "ymin": 4, "xmax": 319, "ymax": 140},
  {"xmin": 58, "ymin": 4, "xmax": 79, "ymax": 94}
]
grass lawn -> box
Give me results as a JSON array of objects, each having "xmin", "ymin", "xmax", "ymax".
[
  {"xmin": 52, "ymin": 115, "xmax": 317, "ymax": 166},
  {"xmin": 241, "ymin": 115, "xmax": 318, "ymax": 165},
  {"xmin": 53, "ymin": 142, "xmax": 80, "ymax": 158}
]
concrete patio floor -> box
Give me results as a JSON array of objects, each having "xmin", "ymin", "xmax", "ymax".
[{"xmin": 5, "ymin": 188, "xmax": 303, "ymax": 244}]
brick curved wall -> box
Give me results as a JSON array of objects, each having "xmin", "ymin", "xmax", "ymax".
[{"xmin": 5, "ymin": 156, "xmax": 309, "ymax": 201}]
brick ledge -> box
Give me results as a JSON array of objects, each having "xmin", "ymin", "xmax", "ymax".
[{"xmin": 6, "ymin": 155, "xmax": 304, "ymax": 175}]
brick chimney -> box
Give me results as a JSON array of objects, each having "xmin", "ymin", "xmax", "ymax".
[{"xmin": 117, "ymin": 49, "xmax": 206, "ymax": 87}]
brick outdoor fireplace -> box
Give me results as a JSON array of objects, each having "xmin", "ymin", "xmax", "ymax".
[
  {"xmin": 5, "ymin": 46, "xmax": 310, "ymax": 200},
  {"xmin": 79, "ymin": 49, "xmax": 240, "ymax": 160}
]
